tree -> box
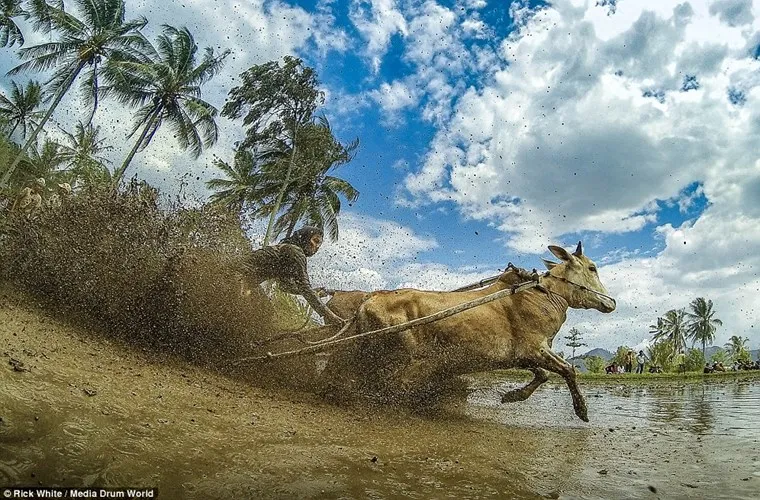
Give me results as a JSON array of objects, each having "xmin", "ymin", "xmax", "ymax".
[
  {"xmin": 684, "ymin": 348, "xmax": 706, "ymax": 372},
  {"xmin": 686, "ymin": 297, "xmax": 722, "ymax": 358},
  {"xmin": 19, "ymin": 138, "xmax": 67, "ymax": 183},
  {"xmin": 1, "ymin": 0, "xmax": 151, "ymax": 187},
  {"xmin": 104, "ymin": 25, "xmax": 229, "ymax": 187},
  {"xmin": 207, "ymin": 149, "xmax": 263, "ymax": 213},
  {"xmin": 58, "ymin": 121, "xmax": 112, "ymax": 185},
  {"xmin": 0, "ymin": 80, "xmax": 44, "ymax": 139},
  {"xmin": 584, "ymin": 355, "xmax": 605, "ymax": 374},
  {"xmin": 725, "ymin": 335, "xmax": 750, "ymax": 363},
  {"xmin": 647, "ymin": 340, "xmax": 674, "ymax": 372},
  {"xmin": 710, "ymin": 348, "xmax": 728, "ymax": 364},
  {"xmin": 0, "ymin": 0, "xmax": 25, "ymax": 48},
  {"xmin": 222, "ymin": 56, "xmax": 323, "ymax": 245},
  {"xmin": 611, "ymin": 345, "xmax": 632, "ymax": 366},
  {"xmin": 263, "ymin": 116, "xmax": 359, "ymax": 240},
  {"xmin": 563, "ymin": 327, "xmax": 586, "ymax": 359},
  {"xmin": 652, "ymin": 309, "xmax": 688, "ymax": 359}
]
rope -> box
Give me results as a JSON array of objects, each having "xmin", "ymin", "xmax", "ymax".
[
  {"xmin": 233, "ymin": 279, "xmax": 541, "ymax": 364},
  {"xmin": 549, "ymin": 275, "xmax": 616, "ymax": 303}
]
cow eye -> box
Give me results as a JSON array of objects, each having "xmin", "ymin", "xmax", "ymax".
[{"xmin": 589, "ymin": 266, "xmax": 597, "ymax": 273}]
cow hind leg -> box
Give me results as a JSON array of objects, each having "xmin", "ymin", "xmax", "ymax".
[
  {"xmin": 533, "ymin": 347, "xmax": 589, "ymax": 422},
  {"xmin": 500, "ymin": 368, "xmax": 549, "ymax": 403}
]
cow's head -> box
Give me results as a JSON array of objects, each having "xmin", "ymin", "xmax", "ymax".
[{"xmin": 542, "ymin": 242, "xmax": 616, "ymax": 313}]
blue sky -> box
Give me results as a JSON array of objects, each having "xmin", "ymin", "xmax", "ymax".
[{"xmin": 1, "ymin": 0, "xmax": 759, "ymax": 353}]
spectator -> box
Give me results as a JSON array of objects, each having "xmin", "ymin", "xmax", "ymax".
[
  {"xmin": 11, "ymin": 178, "xmax": 45, "ymax": 214},
  {"xmin": 624, "ymin": 349, "xmax": 635, "ymax": 373},
  {"xmin": 636, "ymin": 350, "xmax": 647, "ymax": 374}
]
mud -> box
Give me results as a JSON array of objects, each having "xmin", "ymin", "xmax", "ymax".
[{"xmin": 1, "ymin": 297, "xmax": 758, "ymax": 499}]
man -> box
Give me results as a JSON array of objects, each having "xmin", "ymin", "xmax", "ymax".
[
  {"xmin": 243, "ymin": 226, "xmax": 346, "ymax": 326},
  {"xmin": 624, "ymin": 349, "xmax": 635, "ymax": 373},
  {"xmin": 635, "ymin": 350, "xmax": 647, "ymax": 374},
  {"xmin": 46, "ymin": 182, "xmax": 72, "ymax": 209}
]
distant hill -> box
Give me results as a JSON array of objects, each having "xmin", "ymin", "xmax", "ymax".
[
  {"xmin": 581, "ymin": 348, "xmax": 613, "ymax": 361},
  {"xmin": 567, "ymin": 348, "xmax": 613, "ymax": 373}
]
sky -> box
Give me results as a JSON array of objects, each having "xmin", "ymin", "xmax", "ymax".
[{"xmin": 1, "ymin": 0, "xmax": 759, "ymax": 355}]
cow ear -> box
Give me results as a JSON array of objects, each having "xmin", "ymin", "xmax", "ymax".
[
  {"xmin": 573, "ymin": 241, "xmax": 583, "ymax": 256},
  {"xmin": 548, "ymin": 245, "xmax": 573, "ymax": 261},
  {"xmin": 542, "ymin": 258, "xmax": 559, "ymax": 270}
]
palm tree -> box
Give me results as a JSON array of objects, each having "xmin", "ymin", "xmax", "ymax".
[
  {"xmin": 20, "ymin": 138, "xmax": 67, "ymax": 183},
  {"xmin": 648, "ymin": 317, "xmax": 665, "ymax": 338},
  {"xmin": 685, "ymin": 297, "xmax": 723, "ymax": 358},
  {"xmin": 0, "ymin": 0, "xmax": 25, "ymax": 47},
  {"xmin": 58, "ymin": 121, "xmax": 112, "ymax": 185},
  {"xmin": 0, "ymin": 80, "xmax": 44, "ymax": 139},
  {"xmin": 221, "ymin": 56, "xmax": 324, "ymax": 245},
  {"xmin": 725, "ymin": 335, "xmax": 749, "ymax": 363},
  {"xmin": 1, "ymin": 0, "xmax": 150, "ymax": 187},
  {"xmin": 207, "ymin": 149, "xmax": 264, "ymax": 212},
  {"xmin": 103, "ymin": 25, "xmax": 229, "ymax": 187},
  {"xmin": 648, "ymin": 340, "xmax": 674, "ymax": 371},
  {"xmin": 652, "ymin": 309, "xmax": 688, "ymax": 359},
  {"xmin": 265, "ymin": 117, "xmax": 359, "ymax": 240}
]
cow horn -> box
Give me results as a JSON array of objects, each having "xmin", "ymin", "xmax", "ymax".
[{"xmin": 573, "ymin": 241, "xmax": 583, "ymax": 256}]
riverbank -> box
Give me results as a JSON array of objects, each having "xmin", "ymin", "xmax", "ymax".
[
  {"xmin": 483, "ymin": 367, "xmax": 760, "ymax": 385},
  {"xmin": 2, "ymin": 290, "xmax": 758, "ymax": 499}
]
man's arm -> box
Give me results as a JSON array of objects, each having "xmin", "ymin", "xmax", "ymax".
[{"xmin": 282, "ymin": 244, "xmax": 346, "ymax": 325}]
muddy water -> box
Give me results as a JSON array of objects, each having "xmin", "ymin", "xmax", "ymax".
[
  {"xmin": 467, "ymin": 374, "xmax": 760, "ymax": 499},
  {"xmin": 1, "ymin": 304, "xmax": 759, "ymax": 499}
]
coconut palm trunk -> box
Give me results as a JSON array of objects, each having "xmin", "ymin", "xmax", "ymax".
[
  {"xmin": 111, "ymin": 105, "xmax": 162, "ymax": 189},
  {"xmin": 262, "ymin": 126, "xmax": 297, "ymax": 246},
  {"xmin": 1, "ymin": 63, "xmax": 84, "ymax": 187}
]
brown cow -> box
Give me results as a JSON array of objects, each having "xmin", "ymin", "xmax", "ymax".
[{"xmin": 321, "ymin": 242, "xmax": 615, "ymax": 421}]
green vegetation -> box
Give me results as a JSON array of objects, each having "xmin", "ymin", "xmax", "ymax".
[
  {"xmin": 686, "ymin": 297, "xmax": 723, "ymax": 358},
  {"xmin": 219, "ymin": 56, "xmax": 359, "ymax": 243},
  {"xmin": 583, "ymin": 355, "xmax": 605, "ymax": 374},
  {"xmin": 0, "ymin": 1, "xmax": 359, "ymax": 240},
  {"xmin": 105, "ymin": 25, "xmax": 230, "ymax": 186}
]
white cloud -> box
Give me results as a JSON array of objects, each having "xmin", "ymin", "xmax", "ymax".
[
  {"xmin": 401, "ymin": 0, "xmax": 759, "ymax": 254},
  {"xmin": 709, "ymin": 0, "xmax": 755, "ymax": 27},
  {"xmin": 308, "ymin": 212, "xmax": 503, "ymax": 293},
  {"xmin": 349, "ymin": 0, "xmax": 408, "ymax": 73},
  {"xmin": 367, "ymin": 80, "xmax": 421, "ymax": 122}
]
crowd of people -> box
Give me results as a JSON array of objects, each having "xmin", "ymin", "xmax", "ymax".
[
  {"xmin": 605, "ymin": 350, "xmax": 648, "ymax": 374},
  {"xmin": 5, "ymin": 177, "xmax": 72, "ymax": 215},
  {"xmin": 604, "ymin": 348, "xmax": 760, "ymax": 375},
  {"xmin": 704, "ymin": 360, "xmax": 760, "ymax": 373}
]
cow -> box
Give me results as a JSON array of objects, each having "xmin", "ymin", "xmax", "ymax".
[
  {"xmin": 314, "ymin": 288, "xmax": 372, "ymax": 320},
  {"xmin": 320, "ymin": 242, "xmax": 615, "ymax": 422}
]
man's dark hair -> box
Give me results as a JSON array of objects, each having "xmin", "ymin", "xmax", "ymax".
[{"xmin": 280, "ymin": 226, "xmax": 323, "ymax": 252}]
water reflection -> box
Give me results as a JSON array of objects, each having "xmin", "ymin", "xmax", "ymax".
[{"xmin": 469, "ymin": 375, "xmax": 759, "ymax": 439}]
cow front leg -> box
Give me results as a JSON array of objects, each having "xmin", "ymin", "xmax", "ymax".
[
  {"xmin": 534, "ymin": 347, "xmax": 588, "ymax": 422},
  {"xmin": 500, "ymin": 368, "xmax": 549, "ymax": 403}
]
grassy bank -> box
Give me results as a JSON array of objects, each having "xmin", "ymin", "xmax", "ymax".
[{"xmin": 477, "ymin": 368, "xmax": 760, "ymax": 385}]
